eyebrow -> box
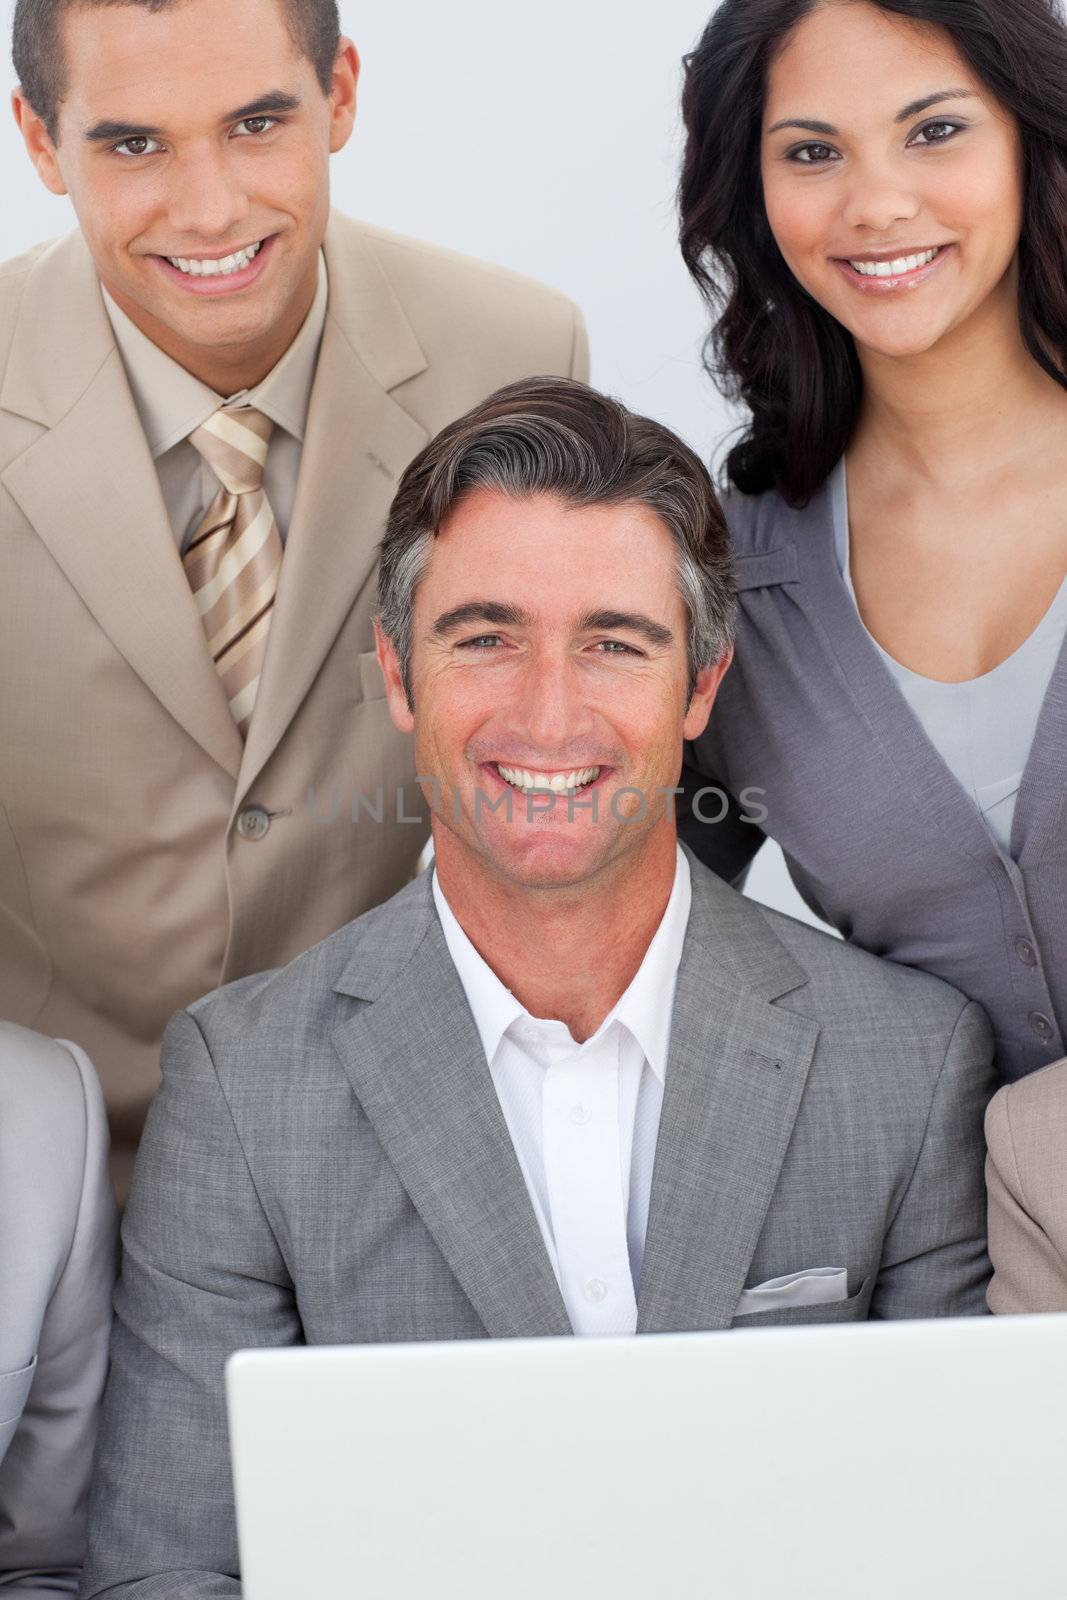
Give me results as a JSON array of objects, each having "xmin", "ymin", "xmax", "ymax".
[
  {"xmin": 577, "ymin": 609, "xmax": 674, "ymax": 647},
  {"xmin": 766, "ymin": 88, "xmax": 978, "ymax": 137},
  {"xmin": 430, "ymin": 602, "xmax": 531, "ymax": 637},
  {"xmin": 430, "ymin": 601, "xmax": 674, "ymax": 648},
  {"xmin": 83, "ymin": 90, "xmax": 302, "ymax": 144}
]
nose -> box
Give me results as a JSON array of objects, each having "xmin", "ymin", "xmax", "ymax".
[
  {"xmin": 512, "ymin": 650, "xmax": 596, "ymax": 759},
  {"xmin": 165, "ymin": 143, "xmax": 251, "ymax": 241},
  {"xmin": 840, "ymin": 152, "xmax": 921, "ymax": 235}
]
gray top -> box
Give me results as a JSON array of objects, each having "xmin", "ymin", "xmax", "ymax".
[
  {"xmin": 830, "ymin": 457, "xmax": 1067, "ymax": 854},
  {"xmin": 0, "ymin": 1023, "xmax": 117, "ymax": 1596},
  {"xmin": 82, "ymin": 854, "xmax": 992, "ymax": 1596},
  {"xmin": 681, "ymin": 475, "xmax": 1067, "ymax": 1081}
]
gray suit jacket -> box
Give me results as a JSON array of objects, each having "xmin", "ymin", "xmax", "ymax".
[
  {"xmin": 0, "ymin": 1023, "xmax": 116, "ymax": 1597},
  {"xmin": 83, "ymin": 852, "xmax": 995, "ymax": 1597}
]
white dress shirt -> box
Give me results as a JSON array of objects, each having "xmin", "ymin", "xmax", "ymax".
[
  {"xmin": 432, "ymin": 847, "xmax": 691, "ymax": 1335},
  {"xmin": 102, "ymin": 252, "xmax": 328, "ymax": 550}
]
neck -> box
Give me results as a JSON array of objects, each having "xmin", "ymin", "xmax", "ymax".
[
  {"xmin": 850, "ymin": 264, "xmax": 1067, "ymax": 489},
  {"xmin": 433, "ymin": 824, "xmax": 681, "ymax": 1043}
]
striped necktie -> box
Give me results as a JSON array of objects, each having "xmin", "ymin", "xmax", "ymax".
[{"xmin": 183, "ymin": 405, "xmax": 283, "ymax": 737}]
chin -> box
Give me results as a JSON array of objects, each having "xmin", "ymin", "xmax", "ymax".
[
  {"xmin": 841, "ymin": 311, "xmax": 954, "ymax": 359},
  {"xmin": 480, "ymin": 831, "xmax": 610, "ymax": 892}
]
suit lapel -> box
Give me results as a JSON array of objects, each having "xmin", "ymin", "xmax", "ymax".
[
  {"xmin": 330, "ymin": 878, "xmax": 571, "ymax": 1338},
  {"xmin": 1, "ymin": 233, "xmax": 244, "ymax": 779},
  {"xmin": 637, "ymin": 856, "xmax": 819, "ymax": 1333},
  {"xmin": 237, "ymin": 214, "xmax": 430, "ymax": 797}
]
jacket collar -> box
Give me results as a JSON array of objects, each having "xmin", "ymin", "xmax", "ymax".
[{"xmin": 330, "ymin": 849, "xmax": 818, "ymax": 1337}]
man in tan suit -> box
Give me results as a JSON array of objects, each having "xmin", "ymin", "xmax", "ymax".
[
  {"xmin": 986, "ymin": 1061, "xmax": 1067, "ymax": 1313},
  {"xmin": 3, "ymin": 0, "xmax": 587, "ymax": 1186}
]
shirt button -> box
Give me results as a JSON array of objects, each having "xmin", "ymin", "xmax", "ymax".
[
  {"xmin": 1015, "ymin": 938, "xmax": 1038, "ymax": 968},
  {"xmin": 236, "ymin": 805, "xmax": 271, "ymax": 841},
  {"xmin": 584, "ymin": 1278, "xmax": 608, "ymax": 1304},
  {"xmin": 570, "ymin": 1103, "xmax": 592, "ymax": 1126},
  {"xmin": 1029, "ymin": 1011, "xmax": 1055, "ymax": 1042}
]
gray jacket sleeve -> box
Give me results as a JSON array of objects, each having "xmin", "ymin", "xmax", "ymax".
[
  {"xmin": 81, "ymin": 1010, "xmax": 302, "ymax": 1600},
  {"xmin": 871, "ymin": 999, "xmax": 996, "ymax": 1319},
  {"xmin": 0, "ymin": 1035, "xmax": 116, "ymax": 1598}
]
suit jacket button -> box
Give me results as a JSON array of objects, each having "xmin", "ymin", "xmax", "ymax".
[
  {"xmin": 1029, "ymin": 1011, "xmax": 1054, "ymax": 1042},
  {"xmin": 1014, "ymin": 938, "xmax": 1038, "ymax": 967},
  {"xmin": 236, "ymin": 805, "xmax": 271, "ymax": 841}
]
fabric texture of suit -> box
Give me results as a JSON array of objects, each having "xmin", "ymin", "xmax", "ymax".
[
  {"xmin": 986, "ymin": 1056, "xmax": 1067, "ymax": 1312},
  {"xmin": 0, "ymin": 210, "xmax": 588, "ymax": 1174},
  {"xmin": 0, "ymin": 1021, "xmax": 116, "ymax": 1596},
  {"xmin": 83, "ymin": 848, "xmax": 995, "ymax": 1597}
]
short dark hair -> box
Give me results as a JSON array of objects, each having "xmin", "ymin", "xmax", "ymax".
[
  {"xmin": 12, "ymin": 0, "xmax": 341, "ymax": 142},
  {"xmin": 377, "ymin": 376, "xmax": 735, "ymax": 706},
  {"xmin": 679, "ymin": 0, "xmax": 1067, "ymax": 506}
]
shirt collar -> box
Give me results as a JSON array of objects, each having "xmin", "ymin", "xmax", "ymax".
[
  {"xmin": 431, "ymin": 872, "xmax": 527, "ymax": 1068},
  {"xmin": 102, "ymin": 249, "xmax": 328, "ymax": 459},
  {"xmin": 432, "ymin": 845, "xmax": 691, "ymax": 1083}
]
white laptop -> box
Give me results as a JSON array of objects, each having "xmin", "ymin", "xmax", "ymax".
[{"xmin": 226, "ymin": 1315, "xmax": 1067, "ymax": 1600}]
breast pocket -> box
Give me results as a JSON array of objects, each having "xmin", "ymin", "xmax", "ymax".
[
  {"xmin": 728, "ymin": 1276, "xmax": 873, "ymax": 1329},
  {"xmin": 0, "ymin": 1356, "xmax": 37, "ymax": 1464}
]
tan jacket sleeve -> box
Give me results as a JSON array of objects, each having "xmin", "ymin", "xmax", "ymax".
[{"xmin": 986, "ymin": 1074, "xmax": 1067, "ymax": 1314}]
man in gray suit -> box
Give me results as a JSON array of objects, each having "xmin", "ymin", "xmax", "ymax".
[{"xmin": 85, "ymin": 378, "xmax": 996, "ymax": 1595}]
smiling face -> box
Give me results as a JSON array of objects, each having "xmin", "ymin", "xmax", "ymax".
[
  {"xmin": 759, "ymin": 0, "xmax": 1024, "ymax": 360},
  {"xmin": 13, "ymin": 0, "xmax": 356, "ymax": 389},
  {"xmin": 376, "ymin": 489, "xmax": 727, "ymax": 896}
]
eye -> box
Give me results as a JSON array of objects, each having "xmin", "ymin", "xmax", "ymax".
[
  {"xmin": 456, "ymin": 634, "xmax": 503, "ymax": 650},
  {"xmin": 786, "ymin": 142, "xmax": 839, "ymax": 165},
  {"xmin": 113, "ymin": 135, "xmax": 164, "ymax": 157},
  {"xmin": 909, "ymin": 119, "xmax": 963, "ymax": 147},
  {"xmin": 593, "ymin": 639, "xmax": 640, "ymax": 655},
  {"xmin": 233, "ymin": 116, "xmax": 279, "ymax": 138}
]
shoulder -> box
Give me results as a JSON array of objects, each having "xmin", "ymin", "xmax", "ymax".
[
  {"xmin": 689, "ymin": 857, "xmax": 990, "ymax": 1089},
  {"xmin": 0, "ymin": 1020, "xmax": 97, "ymax": 1154},
  {"xmin": 719, "ymin": 479, "xmax": 829, "ymax": 585},
  {"xmin": 0, "ymin": 1023, "xmax": 109, "ymax": 1296},
  {"xmin": 0, "ymin": 238, "xmax": 54, "ymax": 375},
  {"xmin": 986, "ymin": 1057, "xmax": 1067, "ymax": 1181},
  {"xmin": 179, "ymin": 870, "xmax": 435, "ymax": 1083},
  {"xmin": 328, "ymin": 211, "xmax": 583, "ymax": 364},
  {"xmin": 767, "ymin": 900, "xmax": 980, "ymax": 1032}
]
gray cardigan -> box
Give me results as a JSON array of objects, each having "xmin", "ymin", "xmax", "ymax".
[{"xmin": 682, "ymin": 476, "xmax": 1066, "ymax": 1082}]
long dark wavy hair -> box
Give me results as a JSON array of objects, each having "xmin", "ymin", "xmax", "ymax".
[{"xmin": 680, "ymin": 0, "xmax": 1067, "ymax": 506}]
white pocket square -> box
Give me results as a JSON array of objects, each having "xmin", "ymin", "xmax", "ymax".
[{"xmin": 734, "ymin": 1267, "xmax": 849, "ymax": 1317}]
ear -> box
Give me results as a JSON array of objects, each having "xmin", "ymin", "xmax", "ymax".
[
  {"xmin": 374, "ymin": 617, "xmax": 416, "ymax": 734},
  {"xmin": 682, "ymin": 648, "xmax": 732, "ymax": 741},
  {"xmin": 11, "ymin": 89, "xmax": 68, "ymax": 195},
  {"xmin": 328, "ymin": 38, "xmax": 360, "ymax": 154}
]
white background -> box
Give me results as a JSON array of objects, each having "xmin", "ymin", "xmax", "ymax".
[{"xmin": 0, "ymin": 0, "xmax": 825, "ymax": 929}]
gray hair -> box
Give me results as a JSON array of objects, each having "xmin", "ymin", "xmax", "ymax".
[{"xmin": 377, "ymin": 376, "xmax": 735, "ymax": 704}]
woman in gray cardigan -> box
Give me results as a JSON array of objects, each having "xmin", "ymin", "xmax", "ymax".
[
  {"xmin": 677, "ymin": 0, "xmax": 1067, "ymax": 1082},
  {"xmin": 0, "ymin": 1022, "xmax": 116, "ymax": 1594}
]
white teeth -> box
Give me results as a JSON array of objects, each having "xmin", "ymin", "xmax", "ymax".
[
  {"xmin": 848, "ymin": 247, "xmax": 939, "ymax": 278},
  {"xmin": 167, "ymin": 240, "xmax": 263, "ymax": 276},
  {"xmin": 496, "ymin": 764, "xmax": 601, "ymax": 793}
]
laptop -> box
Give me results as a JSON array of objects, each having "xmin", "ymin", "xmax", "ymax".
[{"xmin": 226, "ymin": 1315, "xmax": 1067, "ymax": 1600}]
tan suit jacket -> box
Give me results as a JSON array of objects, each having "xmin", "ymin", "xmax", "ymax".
[
  {"xmin": 986, "ymin": 1058, "xmax": 1067, "ymax": 1312},
  {"xmin": 0, "ymin": 210, "xmax": 587, "ymax": 1180}
]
